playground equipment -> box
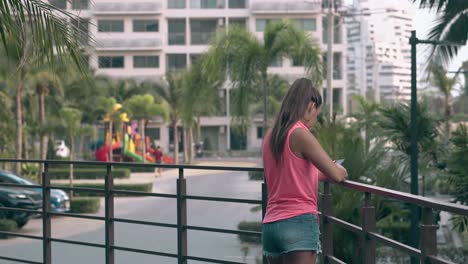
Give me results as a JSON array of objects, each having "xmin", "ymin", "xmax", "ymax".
[{"xmin": 94, "ymin": 103, "xmax": 173, "ymax": 164}]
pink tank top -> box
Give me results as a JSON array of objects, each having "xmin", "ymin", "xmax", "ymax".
[{"xmin": 262, "ymin": 121, "xmax": 319, "ymax": 223}]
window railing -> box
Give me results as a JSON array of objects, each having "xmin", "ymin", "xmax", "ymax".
[{"xmin": 0, "ymin": 159, "xmax": 466, "ymax": 264}]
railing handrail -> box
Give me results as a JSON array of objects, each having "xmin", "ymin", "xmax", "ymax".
[
  {"xmin": 340, "ymin": 180, "xmax": 468, "ymax": 216},
  {"xmin": 1, "ymin": 159, "xmax": 466, "ymax": 215},
  {"xmin": 1, "ymin": 158, "xmax": 467, "ymax": 264}
]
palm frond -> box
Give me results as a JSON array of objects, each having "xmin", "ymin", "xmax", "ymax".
[{"xmin": 0, "ymin": 0, "xmax": 87, "ymax": 72}]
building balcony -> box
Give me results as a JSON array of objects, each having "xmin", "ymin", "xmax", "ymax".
[
  {"xmin": 250, "ymin": 1, "xmax": 322, "ymax": 14},
  {"xmin": 95, "ymin": 38, "xmax": 162, "ymax": 51},
  {"xmin": 93, "ymin": 2, "xmax": 162, "ymax": 15}
]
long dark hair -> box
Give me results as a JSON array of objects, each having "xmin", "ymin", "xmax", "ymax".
[{"xmin": 269, "ymin": 78, "xmax": 322, "ymax": 162}]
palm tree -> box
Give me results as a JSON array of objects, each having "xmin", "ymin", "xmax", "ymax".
[
  {"xmin": 179, "ymin": 58, "xmax": 223, "ymax": 162},
  {"xmin": 154, "ymin": 73, "xmax": 184, "ymax": 164},
  {"xmin": 203, "ymin": 21, "xmax": 322, "ymax": 134},
  {"xmin": 1, "ymin": 0, "xmax": 86, "ymax": 70},
  {"xmin": 125, "ymin": 94, "xmax": 167, "ymax": 163},
  {"xmin": 429, "ymin": 63, "xmax": 461, "ymax": 141},
  {"xmin": 31, "ymin": 70, "xmax": 63, "ymax": 165},
  {"xmin": 59, "ymin": 107, "xmax": 82, "ymax": 198},
  {"xmin": 411, "ymin": 0, "xmax": 468, "ymax": 64},
  {"xmin": 350, "ymin": 95, "xmax": 381, "ymax": 151}
]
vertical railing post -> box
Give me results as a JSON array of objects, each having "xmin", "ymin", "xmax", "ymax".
[
  {"xmin": 42, "ymin": 162, "xmax": 51, "ymax": 264},
  {"xmin": 105, "ymin": 164, "xmax": 115, "ymax": 264},
  {"xmin": 420, "ymin": 207, "xmax": 437, "ymax": 263},
  {"xmin": 262, "ymin": 179, "xmax": 267, "ymax": 264},
  {"xmin": 177, "ymin": 168, "xmax": 187, "ymax": 264},
  {"xmin": 321, "ymin": 182, "xmax": 334, "ymax": 263},
  {"xmin": 361, "ymin": 192, "xmax": 376, "ymax": 264}
]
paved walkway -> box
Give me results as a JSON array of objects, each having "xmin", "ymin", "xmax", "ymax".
[{"xmin": 51, "ymin": 159, "xmax": 261, "ymax": 185}]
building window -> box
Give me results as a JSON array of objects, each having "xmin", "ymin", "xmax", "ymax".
[
  {"xmin": 167, "ymin": 54, "xmax": 187, "ymax": 71},
  {"xmin": 191, "ymin": 19, "xmax": 218, "ymax": 45},
  {"xmin": 292, "ymin": 55, "xmax": 303, "ymax": 67},
  {"xmin": 256, "ymin": 19, "xmax": 279, "ymax": 32},
  {"xmin": 168, "ymin": 19, "xmax": 186, "ymax": 45},
  {"xmin": 133, "ymin": 56, "xmax": 159, "ymax": 68},
  {"xmin": 322, "ymin": 16, "xmax": 342, "ymax": 44},
  {"xmin": 71, "ymin": 18, "xmax": 89, "ymax": 45},
  {"xmin": 191, "ymin": 0, "xmax": 223, "ymax": 8},
  {"xmin": 333, "ymin": 52, "xmax": 342, "ymax": 80},
  {"xmin": 168, "ymin": 0, "xmax": 186, "ymax": 8},
  {"xmin": 71, "ymin": 0, "xmax": 88, "ymax": 9},
  {"xmin": 190, "ymin": 54, "xmax": 202, "ymax": 65},
  {"xmin": 229, "ymin": 18, "xmax": 247, "ymax": 28},
  {"xmin": 50, "ymin": 0, "xmax": 67, "ymax": 9},
  {"xmin": 133, "ymin": 20, "xmax": 159, "ymax": 32},
  {"xmin": 257, "ymin": 127, "xmax": 263, "ymax": 139},
  {"xmin": 146, "ymin": 128, "xmax": 161, "ymax": 140},
  {"xmin": 293, "ymin": 19, "xmax": 316, "ymax": 31},
  {"xmin": 229, "ymin": 0, "xmax": 246, "ymax": 8},
  {"xmin": 98, "ymin": 56, "xmax": 124, "ymax": 68},
  {"xmin": 98, "ymin": 20, "xmax": 124, "ymax": 32}
]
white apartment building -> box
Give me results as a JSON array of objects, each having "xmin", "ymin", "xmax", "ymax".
[
  {"xmin": 346, "ymin": 0, "xmax": 412, "ymax": 109},
  {"xmin": 51, "ymin": 0, "xmax": 347, "ymax": 153}
]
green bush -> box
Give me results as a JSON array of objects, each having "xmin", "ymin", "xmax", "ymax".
[
  {"xmin": 53, "ymin": 183, "xmax": 153, "ymax": 197},
  {"xmin": 0, "ymin": 219, "xmax": 17, "ymax": 239},
  {"xmin": 237, "ymin": 221, "xmax": 262, "ymax": 244},
  {"xmin": 49, "ymin": 168, "xmax": 130, "ymax": 180},
  {"xmin": 248, "ymin": 171, "xmax": 264, "ymax": 181},
  {"xmin": 70, "ymin": 197, "xmax": 101, "ymax": 214},
  {"xmin": 129, "ymin": 167, "xmax": 156, "ymax": 173}
]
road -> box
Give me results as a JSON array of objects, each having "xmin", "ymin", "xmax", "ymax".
[{"xmin": 0, "ymin": 170, "xmax": 264, "ymax": 264}]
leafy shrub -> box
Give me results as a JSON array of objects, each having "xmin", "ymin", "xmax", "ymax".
[
  {"xmin": 248, "ymin": 171, "xmax": 264, "ymax": 181},
  {"xmin": 70, "ymin": 197, "xmax": 101, "ymax": 214},
  {"xmin": 128, "ymin": 167, "xmax": 156, "ymax": 173},
  {"xmin": 0, "ymin": 220, "xmax": 17, "ymax": 239},
  {"xmin": 49, "ymin": 168, "xmax": 130, "ymax": 180},
  {"xmin": 53, "ymin": 183, "xmax": 153, "ymax": 197},
  {"xmin": 237, "ymin": 221, "xmax": 262, "ymax": 244}
]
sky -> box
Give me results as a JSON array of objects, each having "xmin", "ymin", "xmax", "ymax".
[{"xmin": 344, "ymin": 0, "xmax": 467, "ymax": 72}]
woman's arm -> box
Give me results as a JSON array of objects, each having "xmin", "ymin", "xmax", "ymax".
[{"xmin": 290, "ymin": 128, "xmax": 348, "ymax": 182}]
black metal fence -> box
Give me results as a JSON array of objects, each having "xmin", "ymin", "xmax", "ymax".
[{"xmin": 0, "ymin": 159, "xmax": 467, "ymax": 264}]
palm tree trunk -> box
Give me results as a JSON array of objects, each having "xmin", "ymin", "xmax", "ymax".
[
  {"xmin": 39, "ymin": 91, "xmax": 48, "ymax": 179},
  {"xmin": 172, "ymin": 117, "xmax": 179, "ymax": 164},
  {"xmin": 140, "ymin": 119, "xmax": 146, "ymax": 163},
  {"xmin": 262, "ymin": 70, "xmax": 268, "ymax": 137},
  {"xmin": 15, "ymin": 82, "xmax": 23, "ymax": 174},
  {"xmin": 445, "ymin": 95, "xmax": 451, "ymax": 141},
  {"xmin": 183, "ymin": 127, "xmax": 188, "ymax": 163},
  {"xmin": 108, "ymin": 121, "xmax": 113, "ymax": 162},
  {"xmin": 69, "ymin": 135, "xmax": 75, "ymax": 198},
  {"xmin": 78, "ymin": 134, "xmax": 85, "ymax": 160},
  {"xmin": 23, "ymin": 130, "xmax": 29, "ymax": 159},
  {"xmin": 189, "ymin": 126, "xmax": 194, "ymax": 164}
]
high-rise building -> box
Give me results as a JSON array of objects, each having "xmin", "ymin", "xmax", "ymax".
[
  {"xmin": 52, "ymin": 0, "xmax": 347, "ymax": 152},
  {"xmin": 346, "ymin": 0, "xmax": 413, "ymax": 110}
]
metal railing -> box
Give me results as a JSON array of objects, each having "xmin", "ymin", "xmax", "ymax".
[{"xmin": 0, "ymin": 159, "xmax": 467, "ymax": 264}]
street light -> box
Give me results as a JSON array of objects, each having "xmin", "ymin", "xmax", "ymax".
[{"xmin": 408, "ymin": 30, "xmax": 464, "ymax": 264}]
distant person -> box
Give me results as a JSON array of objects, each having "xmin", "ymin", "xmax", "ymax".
[
  {"xmin": 262, "ymin": 78, "xmax": 348, "ymax": 264},
  {"xmin": 154, "ymin": 146, "xmax": 163, "ymax": 177}
]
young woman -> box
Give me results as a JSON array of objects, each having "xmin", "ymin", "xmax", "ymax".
[{"xmin": 262, "ymin": 78, "xmax": 348, "ymax": 264}]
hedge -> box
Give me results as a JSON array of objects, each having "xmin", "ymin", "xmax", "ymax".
[
  {"xmin": 129, "ymin": 167, "xmax": 157, "ymax": 173},
  {"xmin": 237, "ymin": 221, "xmax": 262, "ymax": 244},
  {"xmin": 54, "ymin": 183, "xmax": 153, "ymax": 197},
  {"xmin": 49, "ymin": 168, "xmax": 131, "ymax": 180},
  {"xmin": 70, "ymin": 197, "xmax": 101, "ymax": 214},
  {"xmin": 248, "ymin": 171, "xmax": 264, "ymax": 181},
  {"xmin": 0, "ymin": 220, "xmax": 17, "ymax": 239}
]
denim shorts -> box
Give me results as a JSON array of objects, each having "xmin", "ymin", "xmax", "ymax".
[{"xmin": 262, "ymin": 213, "xmax": 321, "ymax": 257}]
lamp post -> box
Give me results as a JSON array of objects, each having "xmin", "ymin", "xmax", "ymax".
[{"xmin": 409, "ymin": 30, "xmax": 463, "ymax": 264}]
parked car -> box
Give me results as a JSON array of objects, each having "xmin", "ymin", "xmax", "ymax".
[
  {"xmin": 0, "ymin": 171, "xmax": 70, "ymax": 214},
  {"xmin": 0, "ymin": 185, "xmax": 42, "ymax": 228},
  {"xmin": 54, "ymin": 140, "xmax": 70, "ymax": 158}
]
